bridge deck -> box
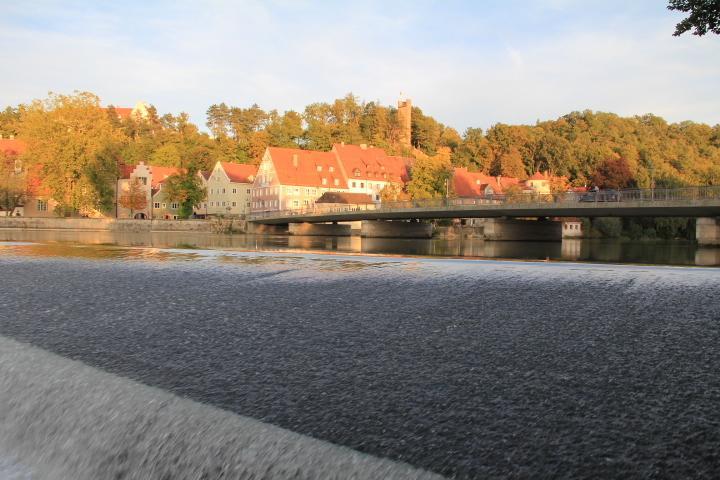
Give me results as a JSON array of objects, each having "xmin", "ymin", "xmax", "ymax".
[{"xmin": 250, "ymin": 188, "xmax": 720, "ymax": 224}]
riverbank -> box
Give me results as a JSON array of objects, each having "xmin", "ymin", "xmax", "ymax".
[{"xmin": 0, "ymin": 216, "xmax": 243, "ymax": 233}]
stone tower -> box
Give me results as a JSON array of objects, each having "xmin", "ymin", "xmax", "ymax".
[{"xmin": 397, "ymin": 95, "xmax": 412, "ymax": 150}]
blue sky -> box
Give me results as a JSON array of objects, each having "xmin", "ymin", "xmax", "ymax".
[{"xmin": 1, "ymin": 0, "xmax": 718, "ymax": 133}]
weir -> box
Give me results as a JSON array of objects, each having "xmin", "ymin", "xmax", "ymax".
[{"xmin": 0, "ymin": 336, "xmax": 439, "ymax": 480}]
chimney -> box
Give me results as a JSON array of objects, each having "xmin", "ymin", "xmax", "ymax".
[
  {"xmin": 360, "ymin": 144, "xmax": 367, "ymax": 150},
  {"xmin": 292, "ymin": 154, "xmax": 298, "ymax": 167}
]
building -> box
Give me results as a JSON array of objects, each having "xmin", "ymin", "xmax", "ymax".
[
  {"xmin": 397, "ymin": 96, "xmax": 412, "ymax": 150},
  {"xmin": 453, "ymin": 168, "xmax": 522, "ymax": 197},
  {"xmin": 0, "ymin": 138, "xmax": 59, "ymax": 217},
  {"xmin": 106, "ymin": 101, "xmax": 151, "ymax": 121},
  {"xmin": 118, "ymin": 162, "xmax": 181, "ymax": 219},
  {"xmin": 331, "ymin": 143, "xmax": 410, "ymax": 202},
  {"xmin": 251, "ymin": 147, "xmax": 347, "ymax": 213},
  {"xmin": 315, "ymin": 191, "xmax": 375, "ymax": 208},
  {"xmin": 204, "ymin": 161, "xmax": 257, "ymax": 217}
]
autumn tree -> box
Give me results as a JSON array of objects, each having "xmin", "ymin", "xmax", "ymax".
[
  {"xmin": 0, "ymin": 151, "xmax": 25, "ymax": 214},
  {"xmin": 162, "ymin": 170, "xmax": 207, "ymax": 219},
  {"xmin": 668, "ymin": 0, "xmax": 720, "ymax": 36},
  {"xmin": 592, "ymin": 157, "xmax": 634, "ymax": 189},
  {"xmin": 379, "ymin": 183, "xmax": 410, "ymax": 202},
  {"xmin": 119, "ymin": 177, "xmax": 147, "ymax": 218},
  {"xmin": 18, "ymin": 91, "xmax": 126, "ymax": 216},
  {"xmin": 407, "ymin": 148, "xmax": 453, "ymax": 199}
]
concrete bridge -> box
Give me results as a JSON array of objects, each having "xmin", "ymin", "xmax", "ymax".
[{"xmin": 248, "ymin": 187, "xmax": 720, "ymax": 245}]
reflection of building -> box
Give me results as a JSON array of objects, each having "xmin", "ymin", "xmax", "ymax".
[{"xmin": 204, "ymin": 161, "xmax": 257, "ymax": 217}]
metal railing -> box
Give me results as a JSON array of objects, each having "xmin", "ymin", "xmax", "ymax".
[{"xmin": 249, "ymin": 186, "xmax": 720, "ymax": 221}]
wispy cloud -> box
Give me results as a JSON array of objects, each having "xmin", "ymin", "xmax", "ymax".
[{"xmin": 0, "ymin": 0, "xmax": 718, "ymax": 132}]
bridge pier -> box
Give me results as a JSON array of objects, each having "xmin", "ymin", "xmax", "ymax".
[
  {"xmin": 696, "ymin": 218, "xmax": 720, "ymax": 246},
  {"xmin": 360, "ymin": 220, "xmax": 433, "ymax": 239},
  {"xmin": 247, "ymin": 223, "xmax": 289, "ymax": 235},
  {"xmin": 288, "ymin": 222, "xmax": 351, "ymax": 236},
  {"xmin": 481, "ymin": 218, "xmax": 563, "ymax": 242}
]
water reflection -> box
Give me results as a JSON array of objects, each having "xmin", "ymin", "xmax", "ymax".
[{"xmin": 0, "ymin": 228, "xmax": 715, "ymax": 266}]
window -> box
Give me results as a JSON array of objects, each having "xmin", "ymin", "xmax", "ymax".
[
  {"xmin": 352, "ymin": 181, "xmax": 356, "ymax": 188},
  {"xmin": 232, "ymin": 202, "xmax": 236, "ymax": 207},
  {"xmin": 171, "ymin": 203, "xmax": 178, "ymax": 209},
  {"xmin": 162, "ymin": 203, "xmax": 167, "ymax": 208},
  {"xmin": 246, "ymin": 189, "xmax": 250, "ymax": 194},
  {"xmin": 246, "ymin": 202, "xmax": 250, "ymax": 207},
  {"xmin": 138, "ymin": 177, "xmax": 147, "ymax": 185},
  {"xmin": 210, "ymin": 202, "xmax": 214, "ymax": 207},
  {"xmin": 321, "ymin": 178, "xmax": 327, "ymax": 185},
  {"xmin": 293, "ymin": 200, "xmax": 299, "ymax": 207},
  {"xmin": 376, "ymin": 195, "xmax": 380, "ymax": 201},
  {"xmin": 154, "ymin": 202, "xmax": 160, "ymax": 209},
  {"xmin": 221, "ymin": 201, "xmax": 226, "ymax": 206},
  {"xmin": 360, "ymin": 182, "xmax": 364, "ymax": 188},
  {"xmin": 334, "ymin": 178, "xmax": 339, "ymax": 186},
  {"xmin": 222, "ymin": 188, "xmax": 226, "ymax": 194},
  {"xmin": 329, "ymin": 166, "xmax": 334, "ymax": 172},
  {"xmin": 36, "ymin": 199, "xmax": 48, "ymax": 212},
  {"xmin": 353, "ymin": 168, "xmax": 360, "ymax": 177},
  {"xmin": 316, "ymin": 165, "xmax": 322, "ymax": 172}
]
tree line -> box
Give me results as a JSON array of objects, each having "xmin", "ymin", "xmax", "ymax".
[{"xmin": 1, "ymin": 91, "xmax": 718, "ymax": 218}]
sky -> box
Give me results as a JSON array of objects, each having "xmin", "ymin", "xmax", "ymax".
[{"xmin": 1, "ymin": 0, "xmax": 719, "ymax": 133}]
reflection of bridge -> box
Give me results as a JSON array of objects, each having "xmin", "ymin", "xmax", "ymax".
[{"xmin": 250, "ymin": 187, "xmax": 720, "ymax": 224}]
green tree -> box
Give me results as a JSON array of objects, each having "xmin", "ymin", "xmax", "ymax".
[
  {"xmin": 162, "ymin": 170, "xmax": 207, "ymax": 219},
  {"xmin": 668, "ymin": 0, "xmax": 720, "ymax": 36},
  {"xmin": 18, "ymin": 91, "xmax": 126, "ymax": 216},
  {"xmin": 407, "ymin": 149, "xmax": 453, "ymax": 199}
]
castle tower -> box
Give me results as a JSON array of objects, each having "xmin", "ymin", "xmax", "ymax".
[{"xmin": 397, "ymin": 95, "xmax": 412, "ymax": 150}]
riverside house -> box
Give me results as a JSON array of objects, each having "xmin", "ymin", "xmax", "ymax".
[
  {"xmin": 202, "ymin": 161, "xmax": 257, "ymax": 217},
  {"xmin": 118, "ymin": 162, "xmax": 181, "ymax": 219}
]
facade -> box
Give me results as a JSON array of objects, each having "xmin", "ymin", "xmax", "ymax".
[
  {"xmin": 453, "ymin": 168, "xmax": 522, "ymax": 197},
  {"xmin": 118, "ymin": 162, "xmax": 181, "ymax": 219},
  {"xmin": 562, "ymin": 219, "xmax": 584, "ymax": 238},
  {"xmin": 331, "ymin": 143, "xmax": 410, "ymax": 202},
  {"xmin": 1, "ymin": 138, "xmax": 59, "ymax": 218},
  {"xmin": 250, "ymin": 145, "xmax": 413, "ymax": 214},
  {"xmin": 251, "ymin": 147, "xmax": 347, "ymax": 213},
  {"xmin": 204, "ymin": 162, "xmax": 257, "ymax": 217}
]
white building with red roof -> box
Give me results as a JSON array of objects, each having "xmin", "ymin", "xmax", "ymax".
[
  {"xmin": 117, "ymin": 162, "xmax": 182, "ymax": 219},
  {"xmin": 331, "ymin": 143, "xmax": 411, "ymax": 202}
]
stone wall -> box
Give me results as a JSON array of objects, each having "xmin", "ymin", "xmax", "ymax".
[
  {"xmin": 0, "ymin": 217, "xmax": 217, "ymax": 233},
  {"xmin": 696, "ymin": 218, "xmax": 720, "ymax": 246}
]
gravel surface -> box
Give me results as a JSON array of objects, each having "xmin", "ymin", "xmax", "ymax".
[{"xmin": 1, "ymin": 244, "xmax": 719, "ymax": 478}]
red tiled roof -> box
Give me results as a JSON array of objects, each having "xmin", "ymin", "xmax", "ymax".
[
  {"xmin": 148, "ymin": 166, "xmax": 181, "ymax": 188},
  {"xmin": 0, "ymin": 138, "xmax": 26, "ymax": 156},
  {"xmin": 267, "ymin": 147, "xmax": 347, "ymax": 188},
  {"xmin": 220, "ymin": 162, "xmax": 257, "ymax": 183},
  {"xmin": 105, "ymin": 107, "xmax": 134, "ymax": 119},
  {"xmin": 316, "ymin": 192, "xmax": 375, "ymax": 204},
  {"xmin": 26, "ymin": 164, "xmax": 51, "ymax": 196},
  {"xmin": 528, "ymin": 171, "xmax": 549, "ymax": 181},
  {"xmin": 332, "ymin": 143, "xmax": 411, "ymax": 184},
  {"xmin": 453, "ymin": 168, "xmax": 520, "ymax": 197}
]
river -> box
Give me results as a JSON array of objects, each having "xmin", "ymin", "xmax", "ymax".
[
  {"xmin": 1, "ymin": 240, "xmax": 719, "ymax": 478},
  {"xmin": 0, "ymin": 228, "xmax": 718, "ymax": 266}
]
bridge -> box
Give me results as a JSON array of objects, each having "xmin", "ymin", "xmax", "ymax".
[{"xmin": 248, "ymin": 187, "xmax": 720, "ymax": 245}]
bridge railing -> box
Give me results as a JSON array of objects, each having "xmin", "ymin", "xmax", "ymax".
[{"xmin": 249, "ymin": 185, "xmax": 720, "ymax": 220}]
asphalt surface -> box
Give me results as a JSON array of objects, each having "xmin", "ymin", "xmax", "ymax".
[{"xmin": 1, "ymin": 245, "xmax": 719, "ymax": 478}]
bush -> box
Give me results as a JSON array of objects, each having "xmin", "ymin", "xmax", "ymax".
[{"xmin": 593, "ymin": 217, "xmax": 622, "ymax": 238}]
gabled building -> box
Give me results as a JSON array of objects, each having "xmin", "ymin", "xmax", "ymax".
[
  {"xmin": 331, "ymin": 143, "xmax": 410, "ymax": 202},
  {"xmin": 204, "ymin": 161, "xmax": 257, "ymax": 217},
  {"xmin": 118, "ymin": 162, "xmax": 181, "ymax": 219},
  {"xmin": 106, "ymin": 101, "xmax": 151, "ymax": 121},
  {"xmin": 251, "ymin": 147, "xmax": 347, "ymax": 213},
  {"xmin": 0, "ymin": 138, "xmax": 59, "ymax": 217},
  {"xmin": 453, "ymin": 168, "xmax": 523, "ymax": 197}
]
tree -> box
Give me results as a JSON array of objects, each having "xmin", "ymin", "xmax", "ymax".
[
  {"xmin": 379, "ymin": 183, "xmax": 410, "ymax": 202},
  {"xmin": 0, "ymin": 151, "xmax": 25, "ymax": 214},
  {"xmin": 668, "ymin": 0, "xmax": 720, "ymax": 36},
  {"xmin": 162, "ymin": 170, "xmax": 207, "ymax": 219},
  {"xmin": 592, "ymin": 157, "xmax": 634, "ymax": 189},
  {"xmin": 118, "ymin": 177, "xmax": 147, "ymax": 218},
  {"xmin": 407, "ymin": 148, "xmax": 453, "ymax": 199},
  {"xmin": 17, "ymin": 91, "xmax": 126, "ymax": 216}
]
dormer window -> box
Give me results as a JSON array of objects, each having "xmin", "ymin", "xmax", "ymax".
[
  {"xmin": 329, "ymin": 166, "xmax": 334, "ymax": 172},
  {"xmin": 476, "ymin": 179, "xmax": 481, "ymax": 185},
  {"xmin": 321, "ymin": 178, "xmax": 327, "ymax": 185},
  {"xmin": 317, "ymin": 165, "xmax": 322, "ymax": 172},
  {"xmin": 334, "ymin": 178, "xmax": 339, "ymax": 186},
  {"xmin": 353, "ymin": 168, "xmax": 361, "ymax": 177}
]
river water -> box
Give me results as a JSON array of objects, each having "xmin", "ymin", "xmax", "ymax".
[
  {"xmin": 0, "ymin": 240, "xmax": 719, "ymax": 479},
  {"xmin": 0, "ymin": 228, "xmax": 718, "ymax": 266}
]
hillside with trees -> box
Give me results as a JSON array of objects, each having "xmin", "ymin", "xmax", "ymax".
[{"xmin": 2, "ymin": 91, "xmax": 719, "ymax": 217}]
